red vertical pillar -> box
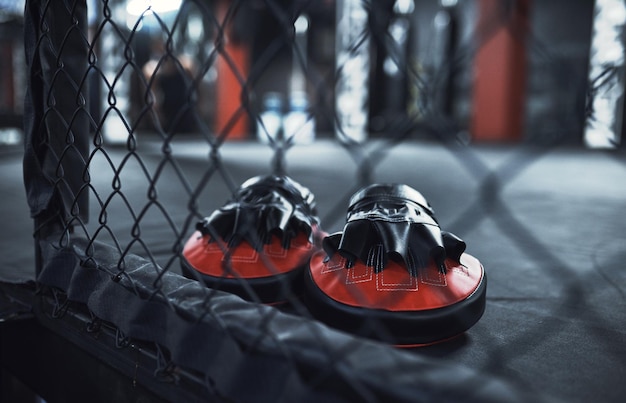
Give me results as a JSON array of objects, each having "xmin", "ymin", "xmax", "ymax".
[
  {"xmin": 471, "ymin": 0, "xmax": 530, "ymax": 142},
  {"xmin": 215, "ymin": 0, "xmax": 250, "ymax": 140}
]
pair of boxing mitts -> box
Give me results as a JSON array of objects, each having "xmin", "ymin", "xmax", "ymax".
[{"xmin": 182, "ymin": 176, "xmax": 486, "ymax": 346}]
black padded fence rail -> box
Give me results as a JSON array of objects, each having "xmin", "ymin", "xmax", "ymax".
[{"xmin": 21, "ymin": 0, "xmax": 626, "ymax": 402}]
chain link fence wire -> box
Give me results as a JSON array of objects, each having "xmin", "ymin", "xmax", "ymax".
[{"xmin": 22, "ymin": 0, "xmax": 626, "ymax": 402}]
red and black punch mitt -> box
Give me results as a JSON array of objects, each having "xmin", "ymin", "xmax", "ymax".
[
  {"xmin": 304, "ymin": 184, "xmax": 486, "ymax": 346},
  {"xmin": 182, "ymin": 175, "xmax": 322, "ymax": 305}
]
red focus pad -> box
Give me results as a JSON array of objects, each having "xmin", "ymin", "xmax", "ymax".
[
  {"xmin": 305, "ymin": 251, "xmax": 486, "ymax": 346},
  {"xmin": 182, "ymin": 175, "xmax": 322, "ymax": 305}
]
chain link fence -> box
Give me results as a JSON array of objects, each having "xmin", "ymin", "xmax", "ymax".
[{"xmin": 22, "ymin": 0, "xmax": 626, "ymax": 402}]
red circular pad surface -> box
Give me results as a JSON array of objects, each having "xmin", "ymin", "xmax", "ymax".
[
  {"xmin": 183, "ymin": 230, "xmax": 315, "ymax": 279},
  {"xmin": 309, "ymin": 251, "xmax": 484, "ymax": 312}
]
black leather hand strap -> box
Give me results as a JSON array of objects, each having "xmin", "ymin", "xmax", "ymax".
[
  {"xmin": 196, "ymin": 175, "xmax": 319, "ymax": 250},
  {"xmin": 325, "ymin": 184, "xmax": 465, "ymax": 274}
]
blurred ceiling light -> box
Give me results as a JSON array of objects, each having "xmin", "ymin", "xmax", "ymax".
[
  {"xmin": 393, "ymin": 0, "xmax": 414, "ymax": 15},
  {"xmin": 294, "ymin": 15, "xmax": 309, "ymax": 34},
  {"xmin": 440, "ymin": 0, "xmax": 458, "ymax": 7},
  {"xmin": 126, "ymin": 0, "xmax": 182, "ymax": 16}
]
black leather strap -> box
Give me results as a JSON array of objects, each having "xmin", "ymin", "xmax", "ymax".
[
  {"xmin": 348, "ymin": 183, "xmax": 436, "ymax": 219},
  {"xmin": 326, "ymin": 184, "xmax": 465, "ymax": 274},
  {"xmin": 196, "ymin": 175, "xmax": 319, "ymax": 250}
]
